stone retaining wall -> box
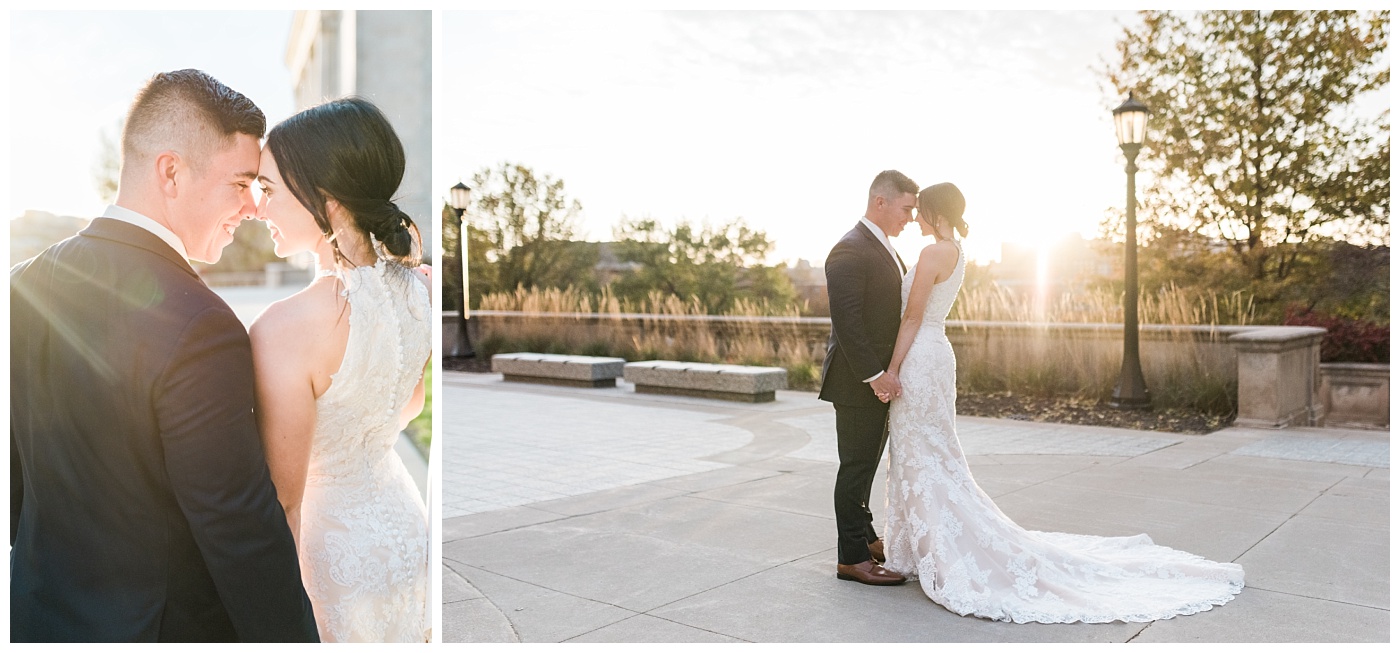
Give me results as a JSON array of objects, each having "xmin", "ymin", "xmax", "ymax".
[
  {"xmin": 448, "ymin": 311, "xmax": 1350, "ymax": 428},
  {"xmin": 1319, "ymin": 362, "xmax": 1390, "ymax": 429}
]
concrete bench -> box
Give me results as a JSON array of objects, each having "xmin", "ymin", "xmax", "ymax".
[
  {"xmin": 623, "ymin": 360, "xmax": 788, "ymax": 403},
  {"xmin": 491, "ymin": 353, "xmax": 626, "ymax": 388}
]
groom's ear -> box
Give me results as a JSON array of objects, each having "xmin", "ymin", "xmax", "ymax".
[{"xmin": 154, "ymin": 150, "xmax": 182, "ymax": 198}]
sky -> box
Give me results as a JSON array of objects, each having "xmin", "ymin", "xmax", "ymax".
[
  {"xmin": 10, "ymin": 10, "xmax": 1385, "ymax": 268},
  {"xmin": 8, "ymin": 11, "xmax": 296, "ymax": 221},
  {"xmin": 437, "ymin": 10, "xmax": 1145, "ymax": 266}
]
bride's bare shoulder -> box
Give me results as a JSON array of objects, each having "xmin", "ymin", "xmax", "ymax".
[
  {"xmin": 917, "ymin": 240, "xmax": 959, "ymax": 265},
  {"xmin": 249, "ymin": 276, "xmax": 346, "ymax": 351}
]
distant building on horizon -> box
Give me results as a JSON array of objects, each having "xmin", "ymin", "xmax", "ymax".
[
  {"xmin": 785, "ymin": 259, "xmax": 828, "ymax": 315},
  {"xmin": 592, "ymin": 242, "xmax": 643, "ymax": 286}
]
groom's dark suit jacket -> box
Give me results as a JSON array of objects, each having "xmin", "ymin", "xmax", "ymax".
[
  {"xmin": 819, "ymin": 222, "xmax": 905, "ymax": 408},
  {"xmin": 9, "ymin": 218, "xmax": 319, "ymax": 643}
]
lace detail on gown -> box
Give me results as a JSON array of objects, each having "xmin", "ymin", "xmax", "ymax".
[
  {"xmin": 299, "ymin": 261, "xmax": 431, "ymax": 642},
  {"xmin": 883, "ymin": 241, "xmax": 1244, "ymax": 623}
]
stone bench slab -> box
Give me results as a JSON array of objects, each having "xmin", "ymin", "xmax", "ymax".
[
  {"xmin": 492, "ymin": 353, "xmax": 626, "ymax": 388},
  {"xmin": 623, "ymin": 360, "xmax": 788, "ymax": 403}
]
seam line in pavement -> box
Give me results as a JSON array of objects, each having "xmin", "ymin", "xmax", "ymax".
[
  {"xmin": 1180, "ymin": 450, "xmax": 1228, "ymax": 470},
  {"xmin": 1244, "ymin": 585, "xmax": 1392, "ymax": 612},
  {"xmin": 442, "ymin": 512, "xmax": 575, "ymax": 542},
  {"xmin": 562, "ymin": 612, "xmax": 754, "ymax": 643},
  {"xmin": 640, "ymin": 614, "xmax": 756, "ymax": 643},
  {"xmin": 1125, "ymin": 622, "xmax": 1152, "ymax": 642},
  {"xmin": 443, "ymin": 563, "xmax": 523, "ymax": 643},
  {"xmin": 1230, "ymin": 475, "xmax": 1346, "ymax": 563},
  {"xmin": 681, "ymin": 482, "xmax": 834, "ymax": 521},
  {"xmin": 443, "ymin": 561, "xmax": 643, "ymax": 636},
  {"xmin": 634, "ymin": 549, "xmax": 821, "ymax": 619},
  {"xmin": 450, "ymin": 505, "xmax": 830, "ymax": 642}
]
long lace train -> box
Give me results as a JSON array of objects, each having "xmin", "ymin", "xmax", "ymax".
[{"xmin": 883, "ymin": 241, "xmax": 1244, "ymax": 623}]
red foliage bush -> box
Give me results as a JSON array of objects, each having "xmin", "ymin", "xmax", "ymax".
[{"xmin": 1282, "ymin": 305, "xmax": 1389, "ymax": 363}]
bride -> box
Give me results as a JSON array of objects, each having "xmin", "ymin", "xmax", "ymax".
[
  {"xmin": 882, "ymin": 182, "xmax": 1244, "ymax": 624},
  {"xmin": 249, "ymin": 97, "xmax": 431, "ymax": 642}
]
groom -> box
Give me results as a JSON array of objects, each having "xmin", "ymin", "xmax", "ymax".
[
  {"xmin": 819, "ymin": 170, "xmax": 919, "ymax": 586},
  {"xmin": 10, "ymin": 70, "xmax": 319, "ymax": 642}
]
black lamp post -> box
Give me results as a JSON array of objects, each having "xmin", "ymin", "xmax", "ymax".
[
  {"xmin": 1109, "ymin": 93, "xmax": 1151, "ymax": 409},
  {"xmin": 448, "ymin": 182, "xmax": 474, "ymax": 358}
]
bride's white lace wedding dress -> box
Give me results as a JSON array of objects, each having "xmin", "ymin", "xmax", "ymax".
[
  {"xmin": 299, "ymin": 261, "xmax": 431, "ymax": 642},
  {"xmin": 883, "ymin": 241, "xmax": 1244, "ymax": 624}
]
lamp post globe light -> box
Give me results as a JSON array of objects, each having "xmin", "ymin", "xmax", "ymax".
[
  {"xmin": 1109, "ymin": 93, "xmax": 1151, "ymax": 409},
  {"xmin": 448, "ymin": 182, "xmax": 474, "ymax": 358}
]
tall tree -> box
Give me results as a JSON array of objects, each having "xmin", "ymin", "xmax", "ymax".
[
  {"xmin": 470, "ymin": 162, "xmax": 596, "ymax": 292},
  {"xmin": 611, "ymin": 216, "xmax": 798, "ymax": 314},
  {"xmin": 441, "ymin": 202, "xmax": 464, "ymax": 312},
  {"xmin": 1105, "ymin": 10, "xmax": 1389, "ymax": 283}
]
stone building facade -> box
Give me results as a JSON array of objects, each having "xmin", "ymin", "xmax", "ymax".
[{"xmin": 285, "ymin": 10, "xmax": 433, "ymax": 259}]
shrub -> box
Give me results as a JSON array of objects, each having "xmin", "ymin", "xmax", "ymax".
[{"xmin": 1283, "ymin": 305, "xmax": 1389, "ymax": 363}]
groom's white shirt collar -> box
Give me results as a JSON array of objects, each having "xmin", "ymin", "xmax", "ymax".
[
  {"xmin": 102, "ymin": 204, "xmax": 190, "ymax": 261},
  {"xmin": 859, "ymin": 217, "xmax": 903, "ymax": 275}
]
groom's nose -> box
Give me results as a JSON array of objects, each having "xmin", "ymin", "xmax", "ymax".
[{"xmin": 238, "ymin": 188, "xmax": 258, "ymax": 220}]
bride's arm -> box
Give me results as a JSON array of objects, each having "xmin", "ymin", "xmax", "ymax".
[
  {"xmin": 398, "ymin": 374, "xmax": 426, "ymax": 433},
  {"xmin": 397, "ymin": 267, "xmax": 432, "ymax": 432},
  {"xmin": 249, "ymin": 301, "xmax": 318, "ymax": 551},
  {"xmin": 888, "ymin": 242, "xmax": 959, "ymax": 380}
]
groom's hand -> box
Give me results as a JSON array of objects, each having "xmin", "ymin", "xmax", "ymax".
[{"xmin": 870, "ymin": 373, "xmax": 902, "ymax": 403}]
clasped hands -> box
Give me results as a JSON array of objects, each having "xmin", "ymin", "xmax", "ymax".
[{"xmin": 870, "ymin": 371, "xmax": 902, "ymax": 404}]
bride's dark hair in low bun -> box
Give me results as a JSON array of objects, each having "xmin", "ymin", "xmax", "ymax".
[
  {"xmin": 918, "ymin": 182, "xmax": 968, "ymax": 239},
  {"xmin": 266, "ymin": 96, "xmax": 420, "ymax": 266}
]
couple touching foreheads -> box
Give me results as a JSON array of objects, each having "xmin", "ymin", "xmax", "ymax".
[
  {"xmin": 11, "ymin": 70, "xmax": 430, "ymax": 642},
  {"xmin": 819, "ymin": 170, "xmax": 1244, "ymax": 623}
]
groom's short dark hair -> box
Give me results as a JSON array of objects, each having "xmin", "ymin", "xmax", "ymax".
[
  {"xmin": 869, "ymin": 170, "xmax": 919, "ymax": 200},
  {"xmin": 121, "ymin": 69, "xmax": 265, "ymax": 172}
]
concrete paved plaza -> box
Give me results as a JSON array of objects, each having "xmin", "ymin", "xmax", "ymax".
[{"xmin": 441, "ymin": 370, "xmax": 1390, "ymax": 643}]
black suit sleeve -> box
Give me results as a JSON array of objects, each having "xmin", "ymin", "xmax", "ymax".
[
  {"xmin": 826, "ymin": 241, "xmax": 885, "ymax": 382},
  {"xmin": 154, "ymin": 306, "xmax": 320, "ymax": 643}
]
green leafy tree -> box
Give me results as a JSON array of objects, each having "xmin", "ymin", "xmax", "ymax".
[
  {"xmin": 469, "ymin": 163, "xmax": 597, "ymax": 293},
  {"xmin": 441, "ymin": 202, "xmax": 464, "ymax": 313},
  {"xmin": 464, "ymin": 222, "xmax": 499, "ymax": 308},
  {"xmin": 611, "ymin": 216, "xmax": 798, "ymax": 314},
  {"xmin": 1105, "ymin": 10, "xmax": 1390, "ymax": 285},
  {"xmin": 443, "ymin": 198, "xmax": 510, "ymax": 312}
]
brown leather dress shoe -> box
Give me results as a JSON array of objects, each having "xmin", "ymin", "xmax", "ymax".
[
  {"xmin": 868, "ymin": 539, "xmax": 886, "ymax": 563},
  {"xmin": 836, "ymin": 560, "xmax": 906, "ymax": 586}
]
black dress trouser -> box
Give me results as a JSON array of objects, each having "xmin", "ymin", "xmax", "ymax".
[{"xmin": 833, "ymin": 402, "xmax": 890, "ymax": 565}]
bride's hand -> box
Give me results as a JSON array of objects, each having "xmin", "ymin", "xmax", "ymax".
[{"xmin": 871, "ymin": 371, "xmax": 902, "ymax": 402}]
